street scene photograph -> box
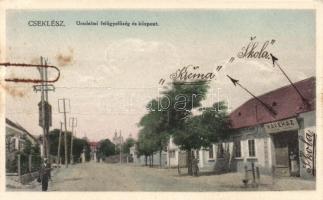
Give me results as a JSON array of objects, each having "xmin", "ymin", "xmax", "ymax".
[{"xmin": 2, "ymin": 9, "xmax": 317, "ymax": 192}]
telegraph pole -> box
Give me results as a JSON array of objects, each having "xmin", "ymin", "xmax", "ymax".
[
  {"xmin": 40, "ymin": 57, "xmax": 46, "ymax": 159},
  {"xmin": 57, "ymin": 122, "xmax": 63, "ymax": 166},
  {"xmin": 69, "ymin": 117, "xmax": 77, "ymax": 164},
  {"xmin": 58, "ymin": 98, "xmax": 70, "ymax": 168},
  {"xmin": 34, "ymin": 57, "xmax": 55, "ymax": 160},
  {"xmin": 63, "ymin": 99, "xmax": 68, "ymax": 168},
  {"xmin": 119, "ymin": 131, "xmax": 123, "ymax": 164},
  {"xmin": 44, "ymin": 59, "xmax": 50, "ymax": 160}
]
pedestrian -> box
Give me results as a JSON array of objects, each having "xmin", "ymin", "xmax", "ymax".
[
  {"xmin": 38, "ymin": 158, "xmax": 51, "ymax": 191},
  {"xmin": 289, "ymin": 151, "xmax": 299, "ymax": 177}
]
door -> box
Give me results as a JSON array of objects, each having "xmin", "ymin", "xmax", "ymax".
[{"xmin": 273, "ymin": 131, "xmax": 299, "ymax": 177}]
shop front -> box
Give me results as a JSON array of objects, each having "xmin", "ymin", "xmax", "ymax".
[{"xmin": 265, "ymin": 118, "xmax": 300, "ymax": 177}]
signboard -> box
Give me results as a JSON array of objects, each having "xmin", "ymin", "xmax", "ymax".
[
  {"xmin": 38, "ymin": 101, "xmax": 52, "ymax": 128},
  {"xmin": 299, "ymin": 127, "xmax": 316, "ymax": 176},
  {"xmin": 264, "ymin": 118, "xmax": 299, "ymax": 134}
]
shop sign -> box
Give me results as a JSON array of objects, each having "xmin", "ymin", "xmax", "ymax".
[{"xmin": 264, "ymin": 118, "xmax": 299, "ymax": 134}]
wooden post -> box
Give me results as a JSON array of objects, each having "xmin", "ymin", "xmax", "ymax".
[
  {"xmin": 28, "ymin": 154, "xmax": 32, "ymax": 173},
  {"xmin": 17, "ymin": 154, "xmax": 21, "ymax": 182},
  {"xmin": 312, "ymin": 133, "xmax": 316, "ymax": 176},
  {"xmin": 256, "ymin": 166, "xmax": 260, "ymax": 181},
  {"xmin": 57, "ymin": 122, "xmax": 62, "ymax": 166},
  {"xmin": 251, "ymin": 162, "xmax": 256, "ymax": 185},
  {"xmin": 243, "ymin": 165, "xmax": 249, "ymax": 187}
]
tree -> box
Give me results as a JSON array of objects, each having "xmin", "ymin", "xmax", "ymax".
[
  {"xmin": 161, "ymin": 81, "xmax": 209, "ymax": 175},
  {"xmin": 122, "ymin": 138, "xmax": 135, "ymax": 154},
  {"xmin": 198, "ymin": 101, "xmax": 232, "ymax": 143},
  {"xmin": 49, "ymin": 129, "xmax": 91, "ymax": 164},
  {"xmin": 97, "ymin": 139, "xmax": 116, "ymax": 160},
  {"xmin": 22, "ymin": 134, "xmax": 40, "ymax": 155},
  {"xmin": 172, "ymin": 101, "xmax": 231, "ymax": 174},
  {"xmin": 137, "ymin": 80, "xmax": 231, "ymax": 175},
  {"xmin": 138, "ymin": 99, "xmax": 170, "ymax": 167},
  {"xmin": 137, "ymin": 128, "xmax": 158, "ymax": 166}
]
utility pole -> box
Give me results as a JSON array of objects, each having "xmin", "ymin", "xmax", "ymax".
[
  {"xmin": 34, "ymin": 57, "xmax": 55, "ymax": 161},
  {"xmin": 119, "ymin": 131, "xmax": 123, "ymax": 164},
  {"xmin": 57, "ymin": 122, "xmax": 63, "ymax": 166},
  {"xmin": 69, "ymin": 117, "xmax": 77, "ymax": 164},
  {"xmin": 58, "ymin": 98, "xmax": 70, "ymax": 168},
  {"xmin": 44, "ymin": 59, "xmax": 50, "ymax": 159},
  {"xmin": 40, "ymin": 57, "xmax": 46, "ymax": 159}
]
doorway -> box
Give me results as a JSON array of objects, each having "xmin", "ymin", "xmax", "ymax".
[{"xmin": 273, "ymin": 131, "xmax": 300, "ymax": 177}]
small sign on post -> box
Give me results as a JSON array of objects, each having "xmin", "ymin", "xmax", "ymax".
[{"xmin": 38, "ymin": 101, "xmax": 52, "ymax": 128}]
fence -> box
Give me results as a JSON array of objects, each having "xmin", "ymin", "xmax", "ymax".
[{"xmin": 6, "ymin": 153, "xmax": 42, "ymax": 184}]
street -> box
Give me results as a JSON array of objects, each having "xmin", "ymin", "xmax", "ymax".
[{"xmin": 6, "ymin": 162, "xmax": 315, "ymax": 191}]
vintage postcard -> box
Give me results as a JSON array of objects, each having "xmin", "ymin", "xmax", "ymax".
[{"xmin": 0, "ymin": 0, "xmax": 322, "ymax": 200}]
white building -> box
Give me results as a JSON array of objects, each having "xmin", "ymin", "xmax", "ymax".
[
  {"xmin": 167, "ymin": 77, "xmax": 316, "ymax": 179},
  {"xmin": 5, "ymin": 118, "xmax": 38, "ymax": 154}
]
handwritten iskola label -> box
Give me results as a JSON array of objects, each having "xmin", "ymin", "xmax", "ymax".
[
  {"xmin": 299, "ymin": 128, "xmax": 316, "ymax": 175},
  {"xmin": 237, "ymin": 37, "xmax": 275, "ymax": 60}
]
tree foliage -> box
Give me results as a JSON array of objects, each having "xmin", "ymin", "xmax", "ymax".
[
  {"xmin": 137, "ymin": 80, "xmax": 231, "ymax": 174},
  {"xmin": 48, "ymin": 129, "xmax": 91, "ymax": 163},
  {"xmin": 97, "ymin": 139, "xmax": 116, "ymax": 159},
  {"xmin": 122, "ymin": 138, "xmax": 136, "ymax": 154}
]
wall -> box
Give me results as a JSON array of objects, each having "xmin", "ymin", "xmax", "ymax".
[{"xmin": 197, "ymin": 126, "xmax": 274, "ymax": 175}]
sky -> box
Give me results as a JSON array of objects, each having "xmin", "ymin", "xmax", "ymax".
[{"xmin": 4, "ymin": 9, "xmax": 315, "ymax": 141}]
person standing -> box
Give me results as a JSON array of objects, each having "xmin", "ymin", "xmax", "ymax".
[
  {"xmin": 192, "ymin": 157, "xmax": 199, "ymax": 177},
  {"xmin": 39, "ymin": 158, "xmax": 51, "ymax": 191},
  {"xmin": 290, "ymin": 151, "xmax": 299, "ymax": 177}
]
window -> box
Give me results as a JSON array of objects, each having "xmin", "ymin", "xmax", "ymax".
[
  {"xmin": 248, "ymin": 140, "xmax": 256, "ymax": 157},
  {"xmin": 209, "ymin": 145, "xmax": 214, "ymax": 159},
  {"xmin": 169, "ymin": 150, "xmax": 175, "ymax": 158},
  {"xmin": 234, "ymin": 140, "xmax": 241, "ymax": 158},
  {"xmin": 196, "ymin": 150, "xmax": 199, "ymax": 159},
  {"xmin": 216, "ymin": 143, "xmax": 224, "ymax": 158}
]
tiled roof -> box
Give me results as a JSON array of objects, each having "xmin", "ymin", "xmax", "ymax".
[
  {"xmin": 5, "ymin": 118, "xmax": 37, "ymax": 142},
  {"xmin": 89, "ymin": 142, "xmax": 98, "ymax": 146},
  {"xmin": 229, "ymin": 77, "xmax": 315, "ymax": 129}
]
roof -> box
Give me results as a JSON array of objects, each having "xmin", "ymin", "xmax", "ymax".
[
  {"xmin": 5, "ymin": 118, "xmax": 37, "ymax": 142},
  {"xmin": 89, "ymin": 142, "xmax": 98, "ymax": 146},
  {"xmin": 229, "ymin": 77, "xmax": 315, "ymax": 129}
]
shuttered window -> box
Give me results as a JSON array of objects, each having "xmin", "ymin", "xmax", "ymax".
[
  {"xmin": 248, "ymin": 140, "xmax": 256, "ymax": 157},
  {"xmin": 234, "ymin": 140, "xmax": 241, "ymax": 158}
]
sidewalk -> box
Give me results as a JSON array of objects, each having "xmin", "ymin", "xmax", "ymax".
[
  {"xmin": 6, "ymin": 167, "xmax": 60, "ymax": 192},
  {"xmin": 134, "ymin": 166, "xmax": 316, "ymax": 191}
]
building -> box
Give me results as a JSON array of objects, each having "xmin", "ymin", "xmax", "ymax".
[
  {"xmin": 166, "ymin": 137, "xmax": 187, "ymax": 168},
  {"xmin": 89, "ymin": 141, "xmax": 98, "ymax": 162},
  {"xmin": 5, "ymin": 118, "xmax": 38, "ymax": 154},
  {"xmin": 6, "ymin": 118, "xmax": 39, "ymax": 175},
  {"xmin": 167, "ymin": 77, "xmax": 316, "ymax": 179}
]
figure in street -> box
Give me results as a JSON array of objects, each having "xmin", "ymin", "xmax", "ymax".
[
  {"xmin": 39, "ymin": 158, "xmax": 51, "ymax": 191},
  {"xmin": 192, "ymin": 157, "xmax": 199, "ymax": 177}
]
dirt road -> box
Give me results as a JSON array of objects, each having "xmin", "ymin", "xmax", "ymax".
[{"xmin": 7, "ymin": 161, "xmax": 315, "ymax": 191}]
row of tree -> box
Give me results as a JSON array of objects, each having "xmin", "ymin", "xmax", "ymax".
[
  {"xmin": 136, "ymin": 81, "xmax": 232, "ymax": 175},
  {"xmin": 48, "ymin": 129, "xmax": 91, "ymax": 163},
  {"xmin": 97, "ymin": 137, "xmax": 136, "ymax": 161}
]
